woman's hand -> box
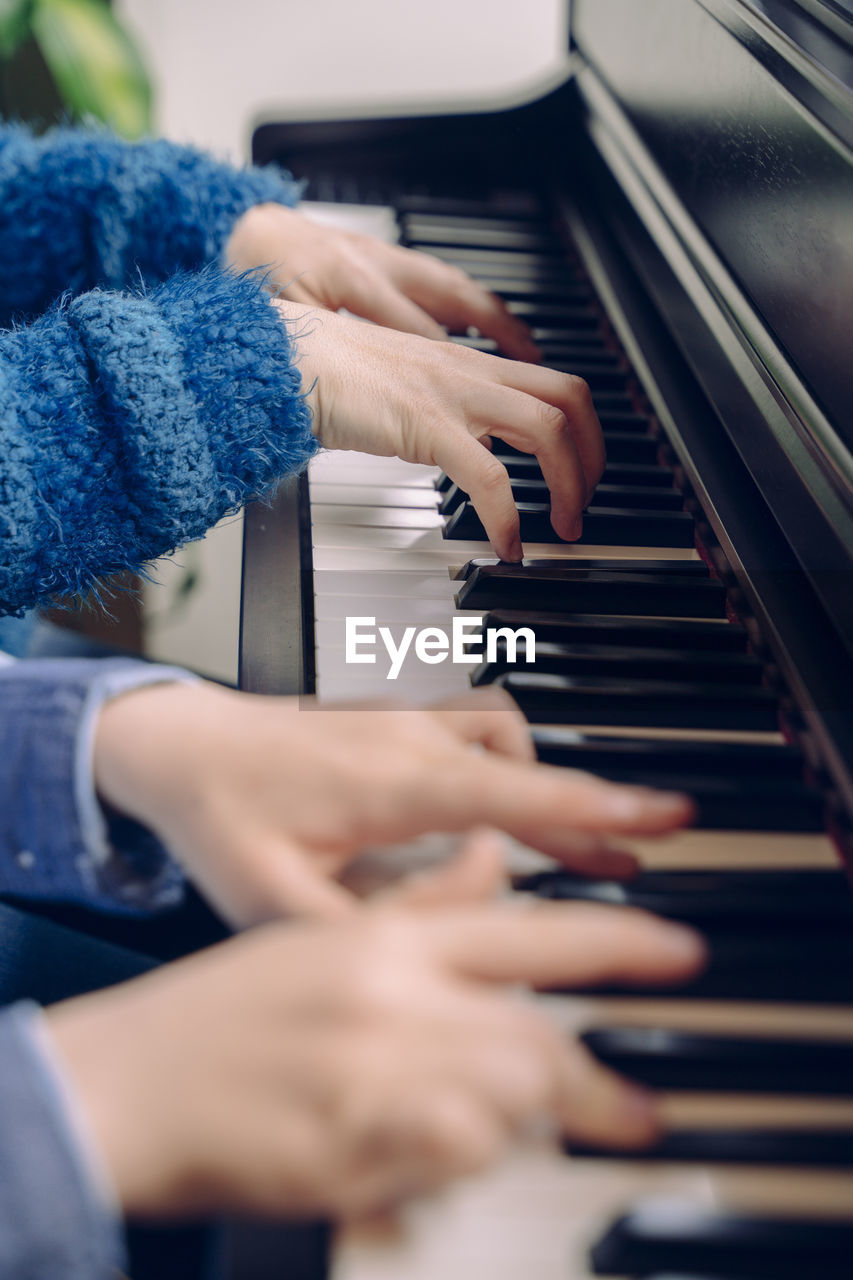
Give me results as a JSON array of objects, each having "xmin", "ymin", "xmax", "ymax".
[
  {"xmin": 225, "ymin": 202, "xmax": 541, "ymax": 361},
  {"xmin": 278, "ymin": 300, "xmax": 604, "ymax": 560},
  {"xmin": 93, "ymin": 682, "xmax": 692, "ymax": 926},
  {"xmin": 45, "ymin": 902, "xmax": 705, "ymax": 1220}
]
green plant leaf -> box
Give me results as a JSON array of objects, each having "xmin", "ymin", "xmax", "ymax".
[
  {"xmin": 0, "ymin": 0, "xmax": 33, "ymax": 60},
  {"xmin": 30, "ymin": 0, "xmax": 151, "ymax": 136}
]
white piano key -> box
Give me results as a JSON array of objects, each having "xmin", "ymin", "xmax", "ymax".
[
  {"xmin": 313, "ymin": 545, "xmax": 699, "ymax": 574},
  {"xmin": 314, "ymin": 571, "xmax": 458, "ymax": 598},
  {"xmin": 317, "ymin": 616, "xmax": 481, "ymax": 645},
  {"xmin": 500, "ymin": 829, "xmax": 839, "ymax": 878},
  {"xmin": 310, "ymin": 450, "xmax": 440, "ymax": 484},
  {"xmin": 300, "ymin": 201, "xmax": 399, "ymax": 242},
  {"xmin": 333, "ymin": 1152, "xmax": 853, "ymax": 1280},
  {"xmin": 314, "ymin": 523, "xmax": 483, "ymax": 552},
  {"xmin": 546, "ymin": 994, "xmax": 853, "ymax": 1041},
  {"xmin": 625, "ymin": 828, "xmax": 840, "ymax": 871},
  {"xmin": 316, "ymin": 601, "xmax": 481, "ymax": 630},
  {"xmin": 310, "ymin": 483, "xmax": 442, "ymax": 508},
  {"xmin": 314, "ymin": 505, "xmax": 447, "ymax": 530},
  {"xmin": 317, "ymin": 665, "xmax": 472, "ymax": 703}
]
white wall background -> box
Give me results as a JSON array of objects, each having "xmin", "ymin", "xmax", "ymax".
[
  {"xmin": 117, "ymin": 0, "xmax": 568, "ymax": 158},
  {"xmin": 116, "ymin": 0, "xmax": 569, "ymax": 680}
]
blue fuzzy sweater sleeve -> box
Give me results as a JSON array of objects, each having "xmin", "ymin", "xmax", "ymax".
[
  {"xmin": 0, "ymin": 265, "xmax": 317, "ymax": 615},
  {"xmin": 0, "ymin": 124, "xmax": 302, "ymax": 326}
]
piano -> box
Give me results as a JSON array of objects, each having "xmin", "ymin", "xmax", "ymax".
[{"xmin": 236, "ymin": 2, "xmax": 853, "ymax": 1277}]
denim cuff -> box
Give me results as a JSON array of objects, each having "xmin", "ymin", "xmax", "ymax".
[
  {"xmin": 0, "ymin": 658, "xmax": 197, "ymax": 913},
  {"xmin": 0, "ymin": 1001, "xmax": 126, "ymax": 1278}
]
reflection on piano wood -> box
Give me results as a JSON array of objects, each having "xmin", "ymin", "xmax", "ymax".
[{"xmin": 242, "ymin": 1, "xmax": 853, "ymax": 1276}]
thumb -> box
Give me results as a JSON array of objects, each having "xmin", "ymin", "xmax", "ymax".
[{"xmin": 377, "ymin": 828, "xmax": 508, "ymax": 910}]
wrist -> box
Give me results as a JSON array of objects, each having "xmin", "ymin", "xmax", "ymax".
[
  {"xmin": 44, "ymin": 988, "xmax": 184, "ymax": 1219},
  {"xmin": 224, "ymin": 201, "xmax": 293, "ymax": 280},
  {"xmin": 93, "ymin": 681, "xmax": 216, "ymax": 830}
]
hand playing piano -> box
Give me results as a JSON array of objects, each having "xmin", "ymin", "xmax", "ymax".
[
  {"xmin": 93, "ymin": 681, "xmax": 693, "ymax": 926},
  {"xmin": 226, "ymin": 201, "xmax": 541, "ymax": 360},
  {"xmin": 46, "ymin": 901, "xmax": 705, "ymax": 1220},
  {"xmin": 277, "ymin": 297, "xmax": 605, "ymax": 560}
]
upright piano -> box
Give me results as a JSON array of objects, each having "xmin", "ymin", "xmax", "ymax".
[{"xmin": 237, "ymin": 2, "xmax": 853, "ymax": 1276}]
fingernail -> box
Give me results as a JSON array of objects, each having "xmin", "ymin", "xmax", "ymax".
[
  {"xmin": 506, "ymin": 537, "xmax": 524, "ymax": 563},
  {"xmin": 572, "ymin": 517, "xmax": 583, "ymax": 541},
  {"xmin": 606, "ymin": 788, "xmax": 690, "ymax": 823},
  {"xmin": 602, "ymin": 789, "xmax": 648, "ymax": 822},
  {"xmin": 657, "ymin": 921, "xmax": 707, "ymax": 965}
]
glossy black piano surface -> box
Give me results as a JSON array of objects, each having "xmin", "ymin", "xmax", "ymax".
[{"xmin": 238, "ymin": 4, "xmax": 853, "ymax": 1278}]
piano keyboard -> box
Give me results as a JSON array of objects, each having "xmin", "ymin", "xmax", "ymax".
[{"xmin": 297, "ymin": 200, "xmax": 853, "ymax": 1280}]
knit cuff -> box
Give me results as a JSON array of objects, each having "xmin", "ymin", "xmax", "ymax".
[
  {"xmin": 66, "ymin": 265, "xmax": 316, "ymax": 550},
  {"xmin": 201, "ymin": 162, "xmax": 307, "ymax": 263}
]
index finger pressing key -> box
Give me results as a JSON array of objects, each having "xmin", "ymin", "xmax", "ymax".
[{"xmin": 493, "ymin": 362, "xmax": 607, "ymax": 499}]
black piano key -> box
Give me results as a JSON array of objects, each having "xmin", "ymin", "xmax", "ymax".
[
  {"xmin": 481, "ymin": 612, "xmax": 747, "ymax": 651},
  {"xmin": 498, "ymin": 672, "xmax": 779, "ymax": 730},
  {"xmin": 425, "ymin": 245, "xmax": 575, "ymax": 272},
  {"xmin": 506, "ymin": 299, "xmax": 600, "ymax": 328},
  {"xmin": 441, "ymin": 481, "xmax": 683, "ymax": 516},
  {"xmin": 591, "ymin": 411, "xmax": 652, "ymax": 432},
  {"xmin": 492, "ymin": 433, "xmax": 660, "ymax": 466},
  {"xmin": 539, "ymin": 347, "xmax": 623, "ymax": 367},
  {"xmin": 472, "ymin": 641, "xmax": 762, "ymax": 684},
  {"xmin": 602, "ymin": 433, "xmax": 660, "ymax": 463},
  {"xmin": 444, "ymin": 501, "xmax": 696, "ymax": 548},
  {"xmin": 534, "ymin": 775, "xmax": 820, "ymax": 830},
  {"xmin": 530, "ymin": 733, "xmax": 803, "ymax": 777},
  {"xmin": 518, "ymin": 869, "xmax": 852, "ymax": 926},
  {"xmin": 435, "ymin": 461, "xmax": 675, "ymax": 492},
  {"xmin": 579, "ymin": 1027, "xmax": 853, "ymax": 1096},
  {"xmin": 459, "ymin": 558, "xmax": 711, "ymax": 580},
  {"xmin": 395, "ymin": 196, "xmax": 542, "ymax": 220},
  {"xmin": 533, "ymin": 325, "xmax": 607, "ymax": 344},
  {"xmin": 548, "ymin": 365, "xmax": 632, "ymax": 392},
  {"xmin": 608, "ymin": 934, "xmax": 853, "ymax": 1003},
  {"xmin": 456, "ymin": 566, "xmax": 727, "ymax": 617},
  {"xmin": 398, "ymin": 212, "xmax": 545, "ymax": 233},
  {"xmin": 571, "ymin": 1129, "xmax": 853, "ymax": 1168},
  {"xmin": 437, "ymin": 480, "xmax": 476, "ymax": 514},
  {"xmin": 451, "ymin": 333, "xmax": 614, "ymax": 357},
  {"xmin": 592, "ymin": 391, "xmax": 636, "ymax": 413},
  {"xmin": 467, "ymin": 277, "xmax": 591, "ymax": 303},
  {"xmin": 590, "ymin": 1204, "xmax": 853, "ymax": 1279},
  {"xmin": 452, "ymin": 262, "xmax": 585, "ymax": 287},
  {"xmin": 599, "ymin": 463, "xmax": 675, "ymax": 486},
  {"xmin": 592, "ymin": 486, "xmax": 684, "ymax": 510},
  {"xmin": 544, "ymin": 365, "xmax": 632, "ymax": 392},
  {"xmin": 517, "ymin": 744, "xmax": 821, "ymax": 828},
  {"xmin": 456, "ymin": 454, "xmax": 668, "ymax": 484}
]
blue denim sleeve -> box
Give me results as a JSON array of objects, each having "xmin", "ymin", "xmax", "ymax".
[
  {"xmin": 0, "ymin": 657, "xmax": 198, "ymax": 914},
  {"xmin": 0, "ymin": 1001, "xmax": 126, "ymax": 1278}
]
